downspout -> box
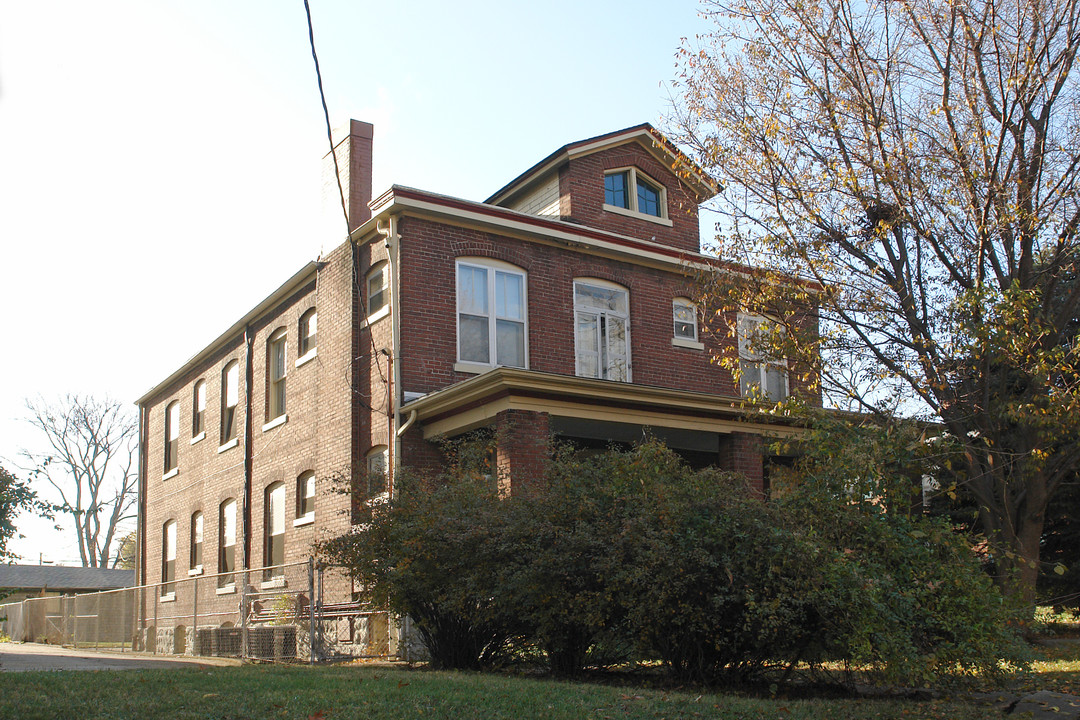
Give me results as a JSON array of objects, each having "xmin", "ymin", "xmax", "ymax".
[
  {"xmin": 136, "ymin": 404, "xmax": 148, "ymax": 588},
  {"xmin": 241, "ymin": 325, "xmax": 255, "ymax": 572},
  {"xmin": 378, "ymin": 216, "xmax": 403, "ymax": 496}
]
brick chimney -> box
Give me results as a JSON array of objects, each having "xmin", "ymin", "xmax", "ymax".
[{"xmin": 323, "ymin": 119, "xmax": 374, "ymax": 234}]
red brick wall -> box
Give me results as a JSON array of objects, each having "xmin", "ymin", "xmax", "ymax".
[
  {"xmin": 557, "ymin": 144, "xmax": 702, "ymax": 254},
  {"xmin": 395, "ymin": 217, "xmax": 739, "ymax": 399}
]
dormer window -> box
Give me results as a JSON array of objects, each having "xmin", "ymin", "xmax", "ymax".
[{"xmin": 602, "ymin": 168, "xmax": 669, "ymax": 223}]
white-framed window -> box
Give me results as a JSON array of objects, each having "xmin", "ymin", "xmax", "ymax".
[
  {"xmin": 163, "ymin": 401, "xmax": 180, "ymax": 474},
  {"xmin": 264, "ymin": 482, "xmax": 285, "ymax": 580},
  {"xmin": 299, "ymin": 308, "xmax": 317, "ymax": 357},
  {"xmin": 192, "ymin": 380, "xmax": 206, "ymax": 438},
  {"xmin": 162, "ymin": 520, "xmax": 176, "ymax": 597},
  {"xmin": 190, "ymin": 511, "xmax": 203, "ymax": 572},
  {"xmin": 737, "ymin": 313, "xmax": 789, "ymax": 400},
  {"xmin": 456, "ymin": 259, "xmax": 527, "ymax": 369},
  {"xmin": 574, "ymin": 279, "xmax": 630, "ymax": 382},
  {"xmin": 365, "ymin": 445, "xmax": 389, "ymax": 500},
  {"xmin": 673, "ymin": 299, "xmax": 698, "ymax": 341},
  {"xmin": 367, "ymin": 262, "xmax": 388, "ymax": 319},
  {"xmin": 296, "ymin": 470, "xmax": 315, "ymax": 523},
  {"xmin": 218, "ymin": 498, "xmax": 236, "ymax": 588},
  {"xmin": 221, "ymin": 361, "xmax": 239, "ymax": 444},
  {"xmin": 268, "ymin": 328, "xmax": 287, "ymax": 421},
  {"xmin": 603, "ymin": 168, "xmax": 668, "ymax": 220}
]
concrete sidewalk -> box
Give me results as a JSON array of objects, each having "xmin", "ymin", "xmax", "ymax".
[{"xmin": 0, "ymin": 641, "xmax": 243, "ymax": 671}]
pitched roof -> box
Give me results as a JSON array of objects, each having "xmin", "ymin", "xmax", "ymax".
[
  {"xmin": 0, "ymin": 564, "xmax": 135, "ymax": 592},
  {"xmin": 484, "ymin": 123, "xmax": 720, "ymax": 207}
]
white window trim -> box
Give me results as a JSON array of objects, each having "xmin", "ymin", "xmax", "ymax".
[
  {"xmin": 573, "ymin": 278, "xmax": 632, "ymax": 382},
  {"xmin": 365, "ymin": 304, "xmax": 390, "ymax": 326},
  {"xmin": 160, "ymin": 592, "xmax": 176, "ymax": 603},
  {"xmin": 737, "ymin": 312, "xmax": 790, "ymax": 399},
  {"xmin": 602, "ymin": 167, "xmax": 672, "ymax": 225},
  {"xmin": 262, "ymin": 414, "xmax": 288, "ymax": 432},
  {"xmin": 163, "ymin": 468, "xmax": 179, "ymax": 481},
  {"xmin": 217, "ymin": 437, "xmax": 239, "ymax": 454},
  {"xmin": 293, "ymin": 514, "xmax": 315, "ymax": 527},
  {"xmin": 188, "ymin": 566, "xmax": 204, "ymax": 577},
  {"xmin": 672, "ymin": 337, "xmax": 705, "ymax": 350},
  {"xmin": 455, "ymin": 258, "xmax": 529, "ymax": 370},
  {"xmin": 295, "ymin": 348, "xmax": 317, "ymax": 368},
  {"xmin": 216, "ymin": 583, "xmax": 236, "ymax": 595},
  {"xmin": 190, "ymin": 431, "xmax": 206, "ymax": 446},
  {"xmin": 260, "ymin": 577, "xmax": 287, "ymax": 590}
]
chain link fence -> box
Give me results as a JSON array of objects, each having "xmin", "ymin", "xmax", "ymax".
[{"xmin": 0, "ymin": 559, "xmax": 393, "ymax": 662}]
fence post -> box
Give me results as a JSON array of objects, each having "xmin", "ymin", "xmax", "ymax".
[
  {"xmin": 240, "ymin": 569, "xmax": 249, "ymax": 659},
  {"xmin": 192, "ymin": 575, "xmax": 199, "ymax": 657},
  {"xmin": 308, "ymin": 558, "xmax": 316, "ymax": 664}
]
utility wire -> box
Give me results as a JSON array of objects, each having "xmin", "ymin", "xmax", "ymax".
[{"xmin": 304, "ymin": 0, "xmax": 350, "ymax": 233}]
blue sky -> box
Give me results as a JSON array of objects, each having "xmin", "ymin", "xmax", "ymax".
[{"xmin": 0, "ymin": 0, "xmax": 714, "ymax": 563}]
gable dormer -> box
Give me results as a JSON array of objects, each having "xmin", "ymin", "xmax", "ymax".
[{"xmin": 486, "ymin": 124, "xmax": 718, "ymax": 254}]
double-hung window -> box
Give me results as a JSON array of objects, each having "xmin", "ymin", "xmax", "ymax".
[
  {"xmin": 218, "ymin": 498, "xmax": 236, "ymax": 588},
  {"xmin": 161, "ymin": 520, "xmax": 176, "ymax": 597},
  {"xmin": 456, "ymin": 259, "xmax": 527, "ymax": 369},
  {"xmin": 365, "ymin": 446, "xmax": 389, "ymax": 500},
  {"xmin": 367, "ymin": 262, "xmax": 388, "ymax": 320},
  {"xmin": 737, "ymin": 313, "xmax": 788, "ymax": 399},
  {"xmin": 574, "ymin": 280, "xmax": 630, "ymax": 382},
  {"xmin": 190, "ymin": 511, "xmax": 203, "ymax": 573},
  {"xmin": 296, "ymin": 470, "xmax": 315, "ymax": 523},
  {"xmin": 268, "ymin": 329, "xmax": 287, "ymax": 422},
  {"xmin": 603, "ymin": 168, "xmax": 667, "ymax": 220},
  {"xmin": 264, "ymin": 482, "xmax": 285, "ymax": 581},
  {"xmin": 221, "ymin": 361, "xmax": 239, "ymax": 444},
  {"xmin": 299, "ymin": 309, "xmax": 317, "ymax": 357},
  {"xmin": 192, "ymin": 380, "xmax": 206, "ymax": 438},
  {"xmin": 163, "ymin": 401, "xmax": 179, "ymax": 475},
  {"xmin": 673, "ymin": 299, "xmax": 698, "ymax": 342}
]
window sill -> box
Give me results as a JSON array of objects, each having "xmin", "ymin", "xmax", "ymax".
[
  {"xmin": 160, "ymin": 592, "xmax": 176, "ymax": 603},
  {"xmin": 216, "ymin": 583, "xmax": 236, "ymax": 595},
  {"xmin": 671, "ymin": 337, "xmax": 705, "ymax": 350},
  {"xmin": 262, "ymin": 414, "xmax": 288, "ymax": 432},
  {"xmin": 188, "ymin": 567, "xmax": 203, "ymax": 577},
  {"xmin": 296, "ymin": 349, "xmax": 317, "ymax": 368},
  {"xmin": 162, "ymin": 468, "xmax": 179, "ymax": 481},
  {"xmin": 260, "ymin": 577, "xmax": 286, "ymax": 590},
  {"xmin": 366, "ymin": 305, "xmax": 390, "ymax": 325},
  {"xmin": 602, "ymin": 203, "xmax": 673, "ymax": 227},
  {"xmin": 218, "ymin": 438, "xmax": 239, "ymax": 454},
  {"xmin": 293, "ymin": 514, "xmax": 315, "ymax": 527},
  {"xmin": 453, "ymin": 361, "xmax": 492, "ymax": 375},
  {"xmin": 190, "ymin": 431, "xmax": 206, "ymax": 445}
]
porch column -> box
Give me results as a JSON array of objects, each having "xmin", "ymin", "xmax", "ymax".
[{"xmin": 494, "ymin": 409, "xmax": 550, "ymax": 496}]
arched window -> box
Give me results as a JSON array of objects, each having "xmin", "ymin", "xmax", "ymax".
[
  {"xmin": 267, "ymin": 328, "xmax": 287, "ymax": 421},
  {"xmin": 192, "ymin": 380, "xmax": 207, "ymax": 437},
  {"xmin": 218, "ymin": 498, "xmax": 236, "ymax": 588},
  {"xmin": 264, "ymin": 482, "xmax": 286, "ymax": 580},
  {"xmin": 573, "ymin": 279, "xmax": 630, "ymax": 382},
  {"xmin": 221, "ymin": 361, "xmax": 239, "ymax": 444},
  {"xmin": 161, "ymin": 520, "xmax": 176, "ymax": 597},
  {"xmin": 163, "ymin": 401, "xmax": 180, "ymax": 474},
  {"xmin": 296, "ymin": 470, "xmax": 315, "ymax": 523},
  {"xmin": 189, "ymin": 511, "xmax": 204, "ymax": 572},
  {"xmin": 299, "ymin": 308, "xmax": 317, "ymax": 357}
]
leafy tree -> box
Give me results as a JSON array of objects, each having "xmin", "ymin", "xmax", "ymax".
[
  {"xmin": 672, "ymin": 0, "xmax": 1080, "ymax": 607},
  {"xmin": 22, "ymin": 395, "xmax": 138, "ymax": 568},
  {"xmin": 0, "ymin": 464, "xmax": 49, "ymax": 563}
]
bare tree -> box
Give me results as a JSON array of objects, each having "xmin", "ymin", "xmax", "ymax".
[
  {"xmin": 23, "ymin": 395, "xmax": 138, "ymax": 568},
  {"xmin": 672, "ymin": 0, "xmax": 1080, "ymax": 606}
]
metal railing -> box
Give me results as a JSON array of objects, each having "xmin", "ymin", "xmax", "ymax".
[{"xmin": 0, "ymin": 559, "xmax": 391, "ymax": 662}]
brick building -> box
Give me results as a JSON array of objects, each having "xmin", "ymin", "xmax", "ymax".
[{"xmin": 134, "ymin": 121, "xmax": 816, "ymax": 647}]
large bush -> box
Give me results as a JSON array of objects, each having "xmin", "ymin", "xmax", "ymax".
[{"xmin": 321, "ymin": 438, "xmax": 1025, "ymax": 684}]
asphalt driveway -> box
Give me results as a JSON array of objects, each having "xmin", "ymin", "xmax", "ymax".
[{"xmin": 0, "ymin": 641, "xmax": 242, "ymax": 671}]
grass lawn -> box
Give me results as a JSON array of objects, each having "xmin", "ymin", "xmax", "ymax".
[{"xmin": 0, "ymin": 661, "xmax": 1019, "ymax": 720}]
